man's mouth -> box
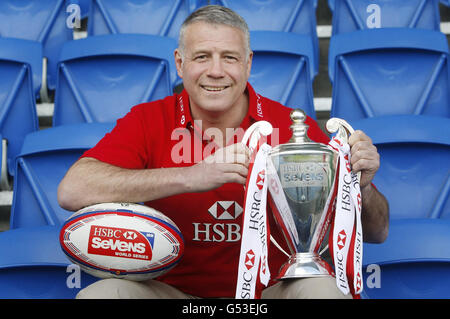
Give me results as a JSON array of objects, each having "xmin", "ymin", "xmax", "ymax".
[{"xmin": 201, "ymin": 85, "xmax": 230, "ymax": 92}]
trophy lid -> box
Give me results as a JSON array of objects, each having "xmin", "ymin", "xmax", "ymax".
[
  {"xmin": 289, "ymin": 109, "xmax": 311, "ymax": 143},
  {"xmin": 269, "ymin": 109, "xmax": 335, "ymax": 157}
]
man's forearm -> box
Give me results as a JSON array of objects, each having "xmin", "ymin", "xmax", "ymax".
[
  {"xmin": 58, "ymin": 157, "xmax": 192, "ymax": 211},
  {"xmin": 361, "ymin": 183, "xmax": 389, "ymax": 243}
]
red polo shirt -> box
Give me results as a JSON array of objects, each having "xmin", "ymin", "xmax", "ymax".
[{"xmin": 82, "ymin": 83, "xmax": 330, "ymax": 297}]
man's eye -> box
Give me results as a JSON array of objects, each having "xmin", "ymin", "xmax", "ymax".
[
  {"xmin": 195, "ymin": 55, "xmax": 207, "ymax": 61},
  {"xmin": 225, "ymin": 56, "xmax": 238, "ymax": 61}
]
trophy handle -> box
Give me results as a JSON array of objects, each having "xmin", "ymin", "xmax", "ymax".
[
  {"xmin": 326, "ymin": 118, "xmax": 361, "ymax": 183},
  {"xmin": 326, "ymin": 117, "xmax": 355, "ymax": 144},
  {"xmin": 241, "ymin": 121, "xmax": 273, "ymax": 152}
]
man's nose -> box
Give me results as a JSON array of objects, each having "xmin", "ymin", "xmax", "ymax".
[{"xmin": 207, "ymin": 56, "xmax": 225, "ymax": 78}]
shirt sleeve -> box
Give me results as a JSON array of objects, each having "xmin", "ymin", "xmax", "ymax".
[{"xmin": 81, "ymin": 104, "xmax": 150, "ymax": 169}]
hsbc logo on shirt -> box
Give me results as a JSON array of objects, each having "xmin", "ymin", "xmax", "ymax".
[
  {"xmin": 208, "ymin": 201, "xmax": 243, "ymax": 220},
  {"xmin": 193, "ymin": 201, "xmax": 243, "ymax": 243}
]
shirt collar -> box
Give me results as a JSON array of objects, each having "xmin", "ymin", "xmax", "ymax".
[
  {"xmin": 175, "ymin": 82, "xmax": 267, "ymax": 129},
  {"xmin": 246, "ymin": 82, "xmax": 267, "ymax": 122},
  {"xmin": 176, "ymin": 88, "xmax": 193, "ymax": 128}
]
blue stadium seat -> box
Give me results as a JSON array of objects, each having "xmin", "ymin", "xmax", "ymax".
[
  {"xmin": 0, "ymin": 38, "xmax": 41, "ymax": 184},
  {"xmin": 328, "ymin": 0, "xmax": 335, "ymax": 11},
  {"xmin": 212, "ymin": 0, "xmax": 319, "ymax": 77},
  {"xmin": 88, "ymin": 0, "xmax": 206, "ymax": 39},
  {"xmin": 329, "ymin": 28, "xmax": 450, "ymax": 121},
  {"xmin": 74, "ymin": 0, "xmax": 91, "ymax": 18},
  {"xmin": 331, "ymin": 0, "xmax": 441, "ymax": 36},
  {"xmin": 0, "ymin": 0, "xmax": 74, "ymax": 92},
  {"xmin": 53, "ymin": 34, "xmax": 177, "ymax": 126},
  {"xmin": 0, "ymin": 226, "xmax": 98, "ymax": 298},
  {"xmin": 349, "ymin": 115, "xmax": 450, "ymax": 219},
  {"xmin": 363, "ymin": 218, "xmax": 450, "ymax": 298},
  {"xmin": 250, "ymin": 31, "xmax": 316, "ymax": 118},
  {"xmin": 10, "ymin": 123, "xmax": 114, "ymax": 229}
]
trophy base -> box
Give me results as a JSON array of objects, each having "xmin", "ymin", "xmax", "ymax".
[{"xmin": 276, "ymin": 253, "xmax": 331, "ymax": 280}]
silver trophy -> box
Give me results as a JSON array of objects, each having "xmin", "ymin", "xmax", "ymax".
[{"xmin": 267, "ymin": 109, "xmax": 354, "ymax": 279}]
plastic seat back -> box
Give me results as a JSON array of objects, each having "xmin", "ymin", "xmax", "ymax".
[
  {"xmin": 331, "ymin": 0, "xmax": 441, "ymax": 36},
  {"xmin": 0, "ymin": 0, "xmax": 73, "ymax": 91},
  {"xmin": 351, "ymin": 115, "xmax": 450, "ymax": 219},
  {"xmin": 249, "ymin": 31, "xmax": 316, "ymax": 118},
  {"xmin": 0, "ymin": 226, "xmax": 98, "ymax": 298},
  {"xmin": 329, "ymin": 28, "xmax": 450, "ymax": 121},
  {"xmin": 88, "ymin": 0, "xmax": 206, "ymax": 39},
  {"xmin": 10, "ymin": 123, "xmax": 114, "ymax": 229},
  {"xmin": 0, "ymin": 38, "xmax": 40, "ymax": 178},
  {"xmin": 76, "ymin": 0, "xmax": 91, "ymax": 18},
  {"xmin": 53, "ymin": 34, "xmax": 177, "ymax": 126},
  {"xmin": 213, "ymin": 0, "xmax": 319, "ymax": 77},
  {"xmin": 363, "ymin": 219, "xmax": 450, "ymax": 298}
]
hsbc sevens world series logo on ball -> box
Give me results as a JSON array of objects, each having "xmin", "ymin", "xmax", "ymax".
[{"xmin": 88, "ymin": 225, "xmax": 155, "ymax": 260}]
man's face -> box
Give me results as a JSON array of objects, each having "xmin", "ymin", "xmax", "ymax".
[{"xmin": 175, "ymin": 22, "xmax": 253, "ymax": 116}]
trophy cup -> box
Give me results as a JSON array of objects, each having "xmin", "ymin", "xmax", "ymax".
[{"xmin": 267, "ymin": 109, "xmax": 354, "ymax": 279}]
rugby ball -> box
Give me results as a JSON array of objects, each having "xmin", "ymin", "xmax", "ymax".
[{"xmin": 60, "ymin": 202, "xmax": 184, "ymax": 281}]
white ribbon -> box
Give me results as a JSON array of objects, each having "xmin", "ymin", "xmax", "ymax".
[
  {"xmin": 236, "ymin": 121, "xmax": 273, "ymax": 299},
  {"xmin": 329, "ymin": 137, "xmax": 363, "ymax": 295},
  {"xmin": 235, "ymin": 142, "xmax": 272, "ymax": 299}
]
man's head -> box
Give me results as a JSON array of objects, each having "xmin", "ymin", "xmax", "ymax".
[
  {"xmin": 177, "ymin": 5, "xmax": 251, "ymax": 61},
  {"xmin": 174, "ymin": 5, "xmax": 253, "ymax": 119}
]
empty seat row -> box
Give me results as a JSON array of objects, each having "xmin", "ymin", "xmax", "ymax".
[
  {"xmin": 0, "ymin": 0, "xmax": 72, "ymax": 93},
  {"xmin": 328, "ymin": 0, "xmax": 450, "ymax": 14},
  {"xmin": 325, "ymin": 12, "xmax": 450, "ymax": 297},
  {"xmin": 326, "ymin": 1, "xmax": 450, "ymax": 296},
  {"xmin": 87, "ymin": 0, "xmax": 319, "ymax": 75},
  {"xmin": 330, "ymin": 0, "xmax": 440, "ymax": 35},
  {"xmin": 328, "ymin": 28, "xmax": 450, "ymax": 121},
  {"xmin": 0, "ymin": 0, "xmax": 321, "ymax": 97},
  {"xmin": 0, "ymin": 123, "xmax": 112, "ymax": 298},
  {"xmin": 359, "ymin": 115, "xmax": 450, "ymax": 296},
  {"xmin": 1, "ymin": 0, "xmax": 447, "ymax": 102},
  {"xmin": 0, "ymin": 38, "xmax": 41, "ymax": 189}
]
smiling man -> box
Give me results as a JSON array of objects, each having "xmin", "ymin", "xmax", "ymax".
[
  {"xmin": 58, "ymin": 5, "xmax": 389, "ymax": 299},
  {"xmin": 174, "ymin": 17, "xmax": 252, "ymax": 142}
]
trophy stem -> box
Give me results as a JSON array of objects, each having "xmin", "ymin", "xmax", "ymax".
[{"xmin": 276, "ymin": 252, "xmax": 332, "ymax": 280}]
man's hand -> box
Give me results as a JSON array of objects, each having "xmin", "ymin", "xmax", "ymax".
[
  {"xmin": 186, "ymin": 143, "xmax": 251, "ymax": 192},
  {"xmin": 347, "ymin": 130, "xmax": 389, "ymax": 243},
  {"xmin": 348, "ymin": 130, "xmax": 380, "ymax": 189}
]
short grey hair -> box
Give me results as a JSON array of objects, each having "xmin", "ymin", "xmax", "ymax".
[{"xmin": 178, "ymin": 5, "xmax": 251, "ymax": 58}]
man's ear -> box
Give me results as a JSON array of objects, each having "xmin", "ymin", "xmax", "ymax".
[{"xmin": 174, "ymin": 49, "xmax": 183, "ymax": 79}]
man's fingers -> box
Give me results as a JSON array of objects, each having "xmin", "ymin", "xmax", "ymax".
[
  {"xmin": 205, "ymin": 143, "xmax": 251, "ymax": 165},
  {"xmin": 222, "ymin": 163, "xmax": 249, "ymax": 178},
  {"xmin": 351, "ymin": 149, "xmax": 379, "ymax": 167},
  {"xmin": 224, "ymin": 172, "xmax": 247, "ymax": 185},
  {"xmin": 348, "ymin": 130, "xmax": 372, "ymax": 147}
]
